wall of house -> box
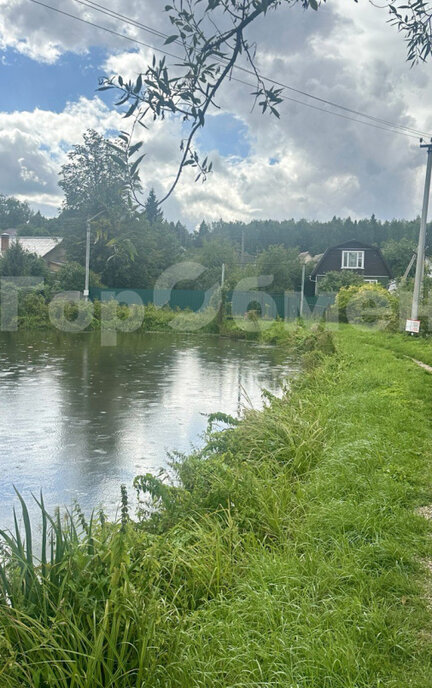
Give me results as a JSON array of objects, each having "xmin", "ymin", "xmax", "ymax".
[
  {"xmin": 317, "ymin": 247, "xmax": 389, "ymax": 277},
  {"xmin": 315, "ymin": 273, "xmax": 389, "ymax": 294}
]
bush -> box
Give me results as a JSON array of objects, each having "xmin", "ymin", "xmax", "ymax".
[
  {"xmin": 0, "ymin": 282, "xmax": 50, "ymax": 329},
  {"xmin": 55, "ymin": 261, "xmax": 103, "ymax": 292},
  {"xmin": 0, "ymin": 241, "xmax": 48, "ymax": 278},
  {"xmin": 318, "ymin": 270, "xmax": 363, "ymax": 293},
  {"xmin": 262, "ymin": 320, "xmax": 336, "ymax": 355},
  {"xmin": 334, "ymin": 283, "xmax": 399, "ymax": 330}
]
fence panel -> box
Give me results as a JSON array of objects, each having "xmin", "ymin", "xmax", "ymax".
[{"xmin": 89, "ymin": 288, "xmax": 334, "ymax": 320}]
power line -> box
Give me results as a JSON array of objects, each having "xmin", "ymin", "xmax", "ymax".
[
  {"xmin": 27, "ymin": 0, "xmax": 431, "ymax": 140},
  {"xmin": 66, "ymin": 0, "xmax": 430, "ymax": 137},
  {"xmin": 71, "ymin": 0, "xmax": 169, "ymax": 42},
  {"xmin": 28, "ymin": 0, "xmax": 181, "ymax": 59},
  {"xmin": 231, "ymin": 75, "xmax": 421, "ymax": 138},
  {"xmin": 66, "ymin": 0, "xmax": 432, "ymax": 139}
]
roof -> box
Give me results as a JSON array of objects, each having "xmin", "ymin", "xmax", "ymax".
[
  {"xmin": 0, "ymin": 235, "xmax": 63, "ymax": 258},
  {"xmin": 330, "ymin": 240, "xmax": 376, "ymax": 250},
  {"xmin": 298, "ymin": 251, "xmax": 324, "ymax": 264},
  {"xmin": 19, "ymin": 237, "xmax": 63, "ymax": 258},
  {"xmin": 310, "ymin": 240, "xmax": 392, "ymax": 279}
]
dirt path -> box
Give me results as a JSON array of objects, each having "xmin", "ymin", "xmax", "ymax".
[{"xmin": 411, "ymin": 358, "xmax": 432, "ymax": 374}]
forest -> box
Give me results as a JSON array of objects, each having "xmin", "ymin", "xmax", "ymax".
[{"xmin": 0, "ymin": 130, "xmax": 427, "ymax": 295}]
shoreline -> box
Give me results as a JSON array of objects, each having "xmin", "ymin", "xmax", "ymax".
[{"xmin": 1, "ymin": 325, "xmax": 432, "ymax": 686}]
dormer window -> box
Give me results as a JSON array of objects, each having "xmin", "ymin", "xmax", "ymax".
[{"xmin": 342, "ymin": 250, "xmax": 364, "ymax": 269}]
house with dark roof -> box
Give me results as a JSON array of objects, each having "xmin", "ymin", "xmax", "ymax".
[
  {"xmin": 310, "ymin": 240, "xmax": 392, "ymax": 294},
  {"xmin": 0, "ymin": 231, "xmax": 66, "ymax": 272}
]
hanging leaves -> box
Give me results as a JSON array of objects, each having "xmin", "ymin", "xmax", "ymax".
[{"xmin": 96, "ymin": 0, "xmax": 432, "ymax": 208}]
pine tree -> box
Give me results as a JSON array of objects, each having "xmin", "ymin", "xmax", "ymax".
[
  {"xmin": 144, "ymin": 188, "xmax": 164, "ymax": 224},
  {"xmin": 195, "ymin": 220, "xmax": 210, "ymax": 246}
]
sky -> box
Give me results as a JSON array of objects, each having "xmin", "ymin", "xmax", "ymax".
[{"xmin": 0, "ymin": 0, "xmax": 431, "ymax": 228}]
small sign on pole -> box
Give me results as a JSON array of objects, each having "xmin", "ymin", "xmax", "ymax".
[{"xmin": 405, "ymin": 319, "xmax": 421, "ymax": 334}]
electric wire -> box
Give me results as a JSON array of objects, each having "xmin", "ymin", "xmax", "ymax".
[
  {"xmin": 68, "ymin": 0, "xmax": 432, "ymax": 138},
  {"xmin": 27, "ymin": 0, "xmax": 431, "ymax": 140}
]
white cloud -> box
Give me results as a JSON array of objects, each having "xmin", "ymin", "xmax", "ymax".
[
  {"xmin": 0, "ymin": 97, "xmax": 123, "ymax": 210},
  {"xmin": 1, "ymin": 0, "xmax": 432, "ymax": 224},
  {"xmin": 0, "ymin": 0, "xmax": 172, "ymax": 63},
  {"xmin": 102, "ymin": 49, "xmax": 153, "ymax": 78}
]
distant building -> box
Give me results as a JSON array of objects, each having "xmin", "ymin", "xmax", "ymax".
[
  {"xmin": 0, "ymin": 230, "xmax": 65, "ymax": 272},
  {"xmin": 310, "ymin": 240, "xmax": 392, "ymax": 294},
  {"xmin": 298, "ymin": 251, "xmax": 323, "ymax": 265}
]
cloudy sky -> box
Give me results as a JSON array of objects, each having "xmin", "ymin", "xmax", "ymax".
[{"xmin": 0, "ymin": 0, "xmax": 431, "ymax": 227}]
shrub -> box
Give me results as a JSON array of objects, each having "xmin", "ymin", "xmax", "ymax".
[
  {"xmin": 0, "ymin": 241, "xmax": 47, "ymax": 278},
  {"xmin": 334, "ymin": 283, "xmax": 399, "ymax": 330},
  {"xmin": 318, "ymin": 269, "xmax": 363, "ymax": 293},
  {"xmin": 262, "ymin": 321, "xmax": 336, "ymax": 355},
  {"xmin": 55, "ymin": 261, "xmax": 103, "ymax": 292}
]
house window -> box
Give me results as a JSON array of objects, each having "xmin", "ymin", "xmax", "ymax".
[{"xmin": 342, "ymin": 250, "xmax": 364, "ymax": 269}]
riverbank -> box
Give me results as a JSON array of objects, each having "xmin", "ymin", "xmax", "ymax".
[
  {"xmin": 1, "ymin": 326, "xmax": 432, "ymax": 686},
  {"xmin": 10, "ymin": 288, "xmax": 338, "ymax": 353}
]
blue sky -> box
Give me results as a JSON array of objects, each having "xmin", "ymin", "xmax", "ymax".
[
  {"xmin": 0, "ymin": 0, "xmax": 431, "ymax": 225},
  {"xmin": 0, "ymin": 46, "xmax": 250, "ymax": 158},
  {"xmin": 0, "ymin": 48, "xmax": 108, "ymax": 112}
]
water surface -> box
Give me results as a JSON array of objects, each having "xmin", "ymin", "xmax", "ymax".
[{"xmin": 0, "ymin": 331, "xmax": 295, "ymax": 529}]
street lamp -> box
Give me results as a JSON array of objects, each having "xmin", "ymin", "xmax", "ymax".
[{"xmin": 83, "ymin": 210, "xmax": 107, "ymax": 301}]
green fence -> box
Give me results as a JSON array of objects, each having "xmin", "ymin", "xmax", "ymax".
[{"xmin": 89, "ymin": 287, "xmax": 334, "ymax": 320}]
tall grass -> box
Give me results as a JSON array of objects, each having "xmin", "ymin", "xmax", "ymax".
[{"xmin": 1, "ymin": 327, "xmax": 432, "ymax": 686}]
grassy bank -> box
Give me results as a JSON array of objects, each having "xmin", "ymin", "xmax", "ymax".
[
  {"xmin": 1, "ymin": 326, "xmax": 432, "ymax": 686},
  {"xmin": 4, "ymin": 285, "xmax": 337, "ymax": 350}
]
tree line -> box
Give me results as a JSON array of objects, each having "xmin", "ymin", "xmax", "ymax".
[{"xmin": 0, "ymin": 129, "xmax": 428, "ymax": 294}]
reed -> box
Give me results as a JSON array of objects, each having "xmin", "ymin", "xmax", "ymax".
[{"xmin": 1, "ymin": 326, "xmax": 432, "ymax": 686}]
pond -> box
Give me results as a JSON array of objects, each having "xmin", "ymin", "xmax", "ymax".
[{"xmin": 0, "ymin": 331, "xmax": 296, "ymax": 530}]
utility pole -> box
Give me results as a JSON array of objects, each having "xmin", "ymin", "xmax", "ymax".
[
  {"xmin": 410, "ymin": 140, "xmax": 432, "ymax": 324},
  {"xmin": 84, "ymin": 210, "xmax": 107, "ymax": 301},
  {"xmin": 221, "ymin": 262, "xmax": 225, "ymax": 288},
  {"xmin": 84, "ymin": 217, "xmax": 91, "ymax": 301}
]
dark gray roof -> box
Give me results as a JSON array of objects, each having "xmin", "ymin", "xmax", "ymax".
[{"xmin": 311, "ymin": 240, "xmax": 392, "ymax": 279}]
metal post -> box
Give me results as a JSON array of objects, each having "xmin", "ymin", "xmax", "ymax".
[
  {"xmin": 84, "ymin": 209, "xmax": 106, "ymax": 301},
  {"xmin": 299, "ymin": 263, "xmax": 306, "ymax": 318},
  {"xmin": 84, "ymin": 218, "xmax": 91, "ymax": 301},
  {"xmin": 411, "ymin": 142, "xmax": 432, "ymax": 321}
]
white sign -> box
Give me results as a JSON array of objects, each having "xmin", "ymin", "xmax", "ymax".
[{"xmin": 405, "ymin": 319, "xmax": 421, "ymax": 334}]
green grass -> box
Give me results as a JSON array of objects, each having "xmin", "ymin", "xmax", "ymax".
[
  {"xmin": 1, "ymin": 326, "xmax": 432, "ymax": 686},
  {"xmin": 352, "ymin": 325, "xmax": 432, "ymax": 367}
]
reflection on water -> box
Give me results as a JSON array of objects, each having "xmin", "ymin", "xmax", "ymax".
[{"xmin": 0, "ymin": 331, "xmax": 296, "ymax": 529}]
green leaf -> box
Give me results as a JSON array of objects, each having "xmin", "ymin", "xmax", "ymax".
[
  {"xmin": 134, "ymin": 74, "xmax": 143, "ymax": 94},
  {"xmin": 111, "ymin": 154, "xmax": 127, "ymax": 169},
  {"xmin": 130, "ymin": 154, "xmax": 146, "ymax": 176},
  {"xmin": 129, "ymin": 141, "xmax": 143, "ymax": 156},
  {"xmin": 164, "ymin": 35, "xmax": 178, "ymax": 44},
  {"xmin": 124, "ymin": 100, "xmax": 138, "ymax": 118},
  {"xmin": 309, "ymin": 0, "xmax": 318, "ymax": 9},
  {"xmin": 108, "ymin": 142, "xmax": 126, "ymax": 155}
]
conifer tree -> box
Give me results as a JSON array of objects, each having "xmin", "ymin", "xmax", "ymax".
[{"xmin": 144, "ymin": 188, "xmax": 164, "ymax": 224}]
